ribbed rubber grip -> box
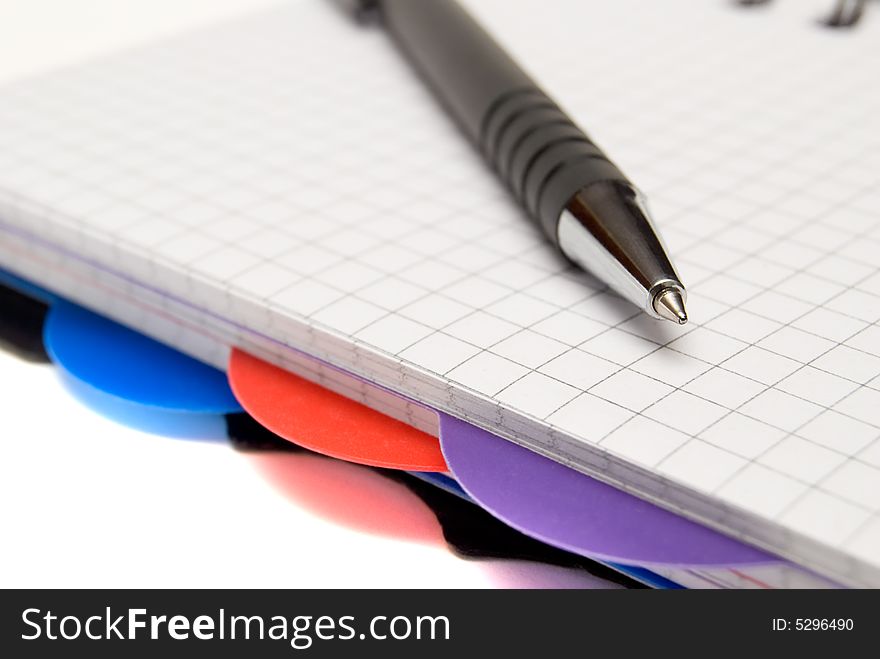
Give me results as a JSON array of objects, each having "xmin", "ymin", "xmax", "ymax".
[
  {"xmin": 381, "ymin": 0, "xmax": 631, "ymax": 244},
  {"xmin": 480, "ymin": 89, "xmax": 627, "ymax": 240}
]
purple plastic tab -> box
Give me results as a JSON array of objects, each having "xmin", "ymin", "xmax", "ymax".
[{"xmin": 440, "ymin": 414, "xmax": 772, "ymax": 566}]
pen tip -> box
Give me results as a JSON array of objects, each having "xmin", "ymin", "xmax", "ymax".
[{"xmin": 654, "ymin": 288, "xmax": 688, "ymax": 325}]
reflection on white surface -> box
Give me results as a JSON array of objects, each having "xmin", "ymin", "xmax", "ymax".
[{"xmin": 0, "ymin": 348, "xmax": 615, "ymax": 588}]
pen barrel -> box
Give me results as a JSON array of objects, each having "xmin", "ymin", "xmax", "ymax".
[{"xmin": 380, "ymin": 0, "xmax": 628, "ymax": 241}]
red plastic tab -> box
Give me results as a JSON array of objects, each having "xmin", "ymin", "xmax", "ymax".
[{"xmin": 228, "ymin": 349, "xmax": 447, "ymax": 471}]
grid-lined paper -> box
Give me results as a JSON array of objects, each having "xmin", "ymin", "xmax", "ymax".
[{"xmin": 0, "ymin": 0, "xmax": 878, "ymax": 586}]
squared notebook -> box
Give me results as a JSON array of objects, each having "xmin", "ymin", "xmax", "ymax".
[{"xmin": 0, "ymin": 0, "xmax": 878, "ymax": 586}]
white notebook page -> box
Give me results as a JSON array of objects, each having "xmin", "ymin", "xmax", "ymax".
[{"xmin": 0, "ymin": 0, "xmax": 878, "ymax": 586}]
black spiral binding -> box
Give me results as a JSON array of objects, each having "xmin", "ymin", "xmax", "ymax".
[{"xmin": 736, "ymin": 0, "xmax": 874, "ymax": 28}]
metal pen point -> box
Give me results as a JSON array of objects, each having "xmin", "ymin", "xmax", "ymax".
[
  {"xmin": 654, "ymin": 289, "xmax": 688, "ymax": 325},
  {"xmin": 557, "ymin": 180, "xmax": 687, "ymax": 324}
]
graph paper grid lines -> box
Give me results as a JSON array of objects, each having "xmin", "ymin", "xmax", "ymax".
[{"xmin": 0, "ymin": 0, "xmax": 878, "ymax": 585}]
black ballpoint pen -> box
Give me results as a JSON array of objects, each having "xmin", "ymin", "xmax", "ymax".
[{"xmin": 340, "ymin": 0, "xmax": 688, "ymax": 324}]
